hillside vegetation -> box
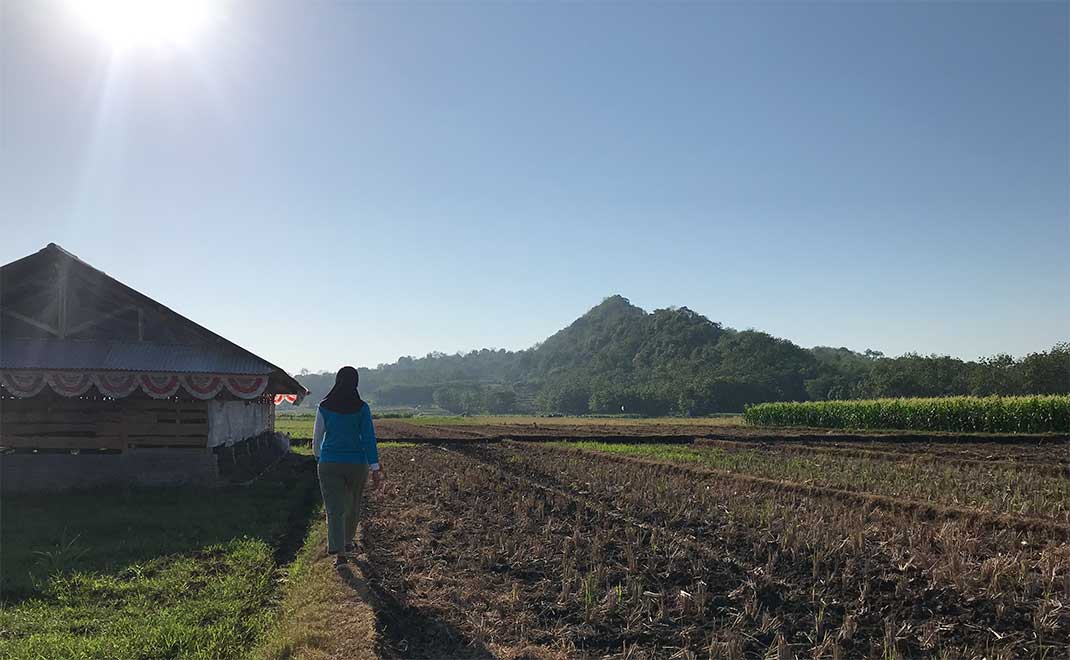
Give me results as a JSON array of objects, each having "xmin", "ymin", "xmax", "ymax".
[{"xmin": 293, "ymin": 296, "xmax": 1068, "ymax": 416}]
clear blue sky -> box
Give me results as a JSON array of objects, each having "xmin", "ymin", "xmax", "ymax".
[{"xmin": 2, "ymin": 1, "xmax": 1067, "ymax": 373}]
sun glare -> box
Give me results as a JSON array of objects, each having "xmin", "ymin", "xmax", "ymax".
[{"xmin": 69, "ymin": 0, "xmax": 220, "ymax": 50}]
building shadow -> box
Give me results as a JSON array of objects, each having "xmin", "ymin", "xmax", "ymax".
[{"xmin": 1, "ymin": 454, "xmax": 318, "ymax": 602}]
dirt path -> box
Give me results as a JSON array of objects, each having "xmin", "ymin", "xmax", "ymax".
[{"xmin": 253, "ymin": 519, "xmax": 378, "ymax": 660}]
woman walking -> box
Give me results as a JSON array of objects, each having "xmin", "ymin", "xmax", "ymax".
[{"xmin": 312, "ymin": 366, "xmax": 384, "ymax": 566}]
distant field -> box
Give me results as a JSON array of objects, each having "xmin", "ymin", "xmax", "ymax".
[
  {"xmin": 401, "ymin": 414, "xmax": 744, "ymax": 427},
  {"xmin": 0, "ymin": 459, "xmax": 318, "ymax": 660},
  {"xmin": 275, "ymin": 413, "xmax": 744, "ymax": 440},
  {"xmin": 551, "ymin": 440, "xmax": 1070, "ymax": 521}
]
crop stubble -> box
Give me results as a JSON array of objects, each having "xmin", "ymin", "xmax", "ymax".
[{"xmin": 359, "ymin": 444, "xmax": 1068, "ymax": 659}]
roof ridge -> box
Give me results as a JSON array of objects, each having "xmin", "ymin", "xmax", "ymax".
[{"xmin": 45, "ymin": 242, "xmax": 111, "ymax": 275}]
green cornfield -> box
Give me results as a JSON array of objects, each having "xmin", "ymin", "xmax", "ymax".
[{"xmin": 743, "ymin": 395, "xmax": 1070, "ymax": 433}]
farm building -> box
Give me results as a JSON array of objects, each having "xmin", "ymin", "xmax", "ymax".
[{"xmin": 0, "ymin": 244, "xmax": 307, "ymax": 491}]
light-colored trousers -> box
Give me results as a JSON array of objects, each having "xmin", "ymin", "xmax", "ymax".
[{"xmin": 317, "ymin": 462, "xmax": 369, "ymax": 554}]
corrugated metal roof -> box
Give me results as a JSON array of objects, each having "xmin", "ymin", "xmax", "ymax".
[
  {"xmin": 1, "ymin": 245, "xmax": 305, "ymax": 394},
  {"xmin": 0, "ymin": 339, "xmax": 274, "ymax": 374}
]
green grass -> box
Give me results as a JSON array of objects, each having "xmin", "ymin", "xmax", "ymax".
[
  {"xmin": 744, "ymin": 395, "xmax": 1070, "ymax": 433},
  {"xmin": 399, "ymin": 414, "xmax": 744, "ymax": 427},
  {"xmin": 5, "ymin": 539, "xmax": 279, "ymax": 659},
  {"xmin": 0, "ymin": 464, "xmax": 318, "ymax": 660},
  {"xmin": 277, "ymin": 412, "xmax": 741, "ymax": 439},
  {"xmin": 274, "ymin": 414, "xmax": 315, "ymax": 439},
  {"xmin": 553, "ymin": 441, "xmax": 1070, "ymax": 521}
]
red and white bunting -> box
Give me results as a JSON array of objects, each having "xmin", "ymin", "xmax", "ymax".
[
  {"xmin": 0, "ymin": 370, "xmax": 293, "ymax": 401},
  {"xmin": 185, "ymin": 374, "xmax": 225, "ymax": 400},
  {"xmin": 225, "ymin": 375, "xmax": 268, "ymax": 399},
  {"xmin": 46, "ymin": 372, "xmax": 94, "ymax": 397},
  {"xmin": 0, "ymin": 371, "xmax": 48, "ymax": 398},
  {"xmin": 139, "ymin": 374, "xmax": 182, "ymax": 399},
  {"xmin": 92, "ymin": 372, "xmax": 141, "ymax": 398}
]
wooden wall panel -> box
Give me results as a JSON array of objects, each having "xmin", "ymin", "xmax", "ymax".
[{"xmin": 0, "ymin": 398, "xmax": 210, "ymax": 451}]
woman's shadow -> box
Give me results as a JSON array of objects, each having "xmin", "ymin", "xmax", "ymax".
[{"xmin": 336, "ymin": 549, "xmax": 496, "ymax": 659}]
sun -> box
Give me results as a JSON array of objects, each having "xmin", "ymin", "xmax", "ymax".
[{"xmin": 68, "ymin": 0, "xmax": 221, "ymax": 50}]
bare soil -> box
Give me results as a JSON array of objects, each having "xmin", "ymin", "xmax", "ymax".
[{"xmin": 357, "ymin": 444, "xmax": 1069, "ymax": 659}]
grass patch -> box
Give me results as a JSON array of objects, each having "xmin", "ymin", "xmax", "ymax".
[
  {"xmin": 275, "ymin": 415, "xmax": 314, "ymax": 438},
  {"xmin": 549, "ymin": 441, "xmax": 704, "ymax": 463},
  {"xmin": 0, "ymin": 459, "xmax": 318, "ymax": 660},
  {"xmin": 278, "ymin": 412, "xmax": 745, "ymax": 437},
  {"xmin": 403, "ymin": 414, "xmax": 744, "ymax": 427}
]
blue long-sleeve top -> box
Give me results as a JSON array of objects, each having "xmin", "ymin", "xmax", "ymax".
[{"xmin": 312, "ymin": 403, "xmax": 380, "ymax": 469}]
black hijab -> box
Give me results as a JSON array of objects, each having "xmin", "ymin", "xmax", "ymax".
[{"xmin": 320, "ymin": 366, "xmax": 365, "ymax": 414}]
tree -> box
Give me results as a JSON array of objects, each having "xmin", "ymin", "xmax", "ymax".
[
  {"xmin": 537, "ymin": 378, "xmax": 591, "ymax": 415},
  {"xmin": 1019, "ymin": 343, "xmax": 1070, "ymax": 394},
  {"xmin": 486, "ymin": 388, "xmax": 519, "ymax": 414},
  {"xmin": 433, "ymin": 384, "xmax": 486, "ymax": 414},
  {"xmin": 292, "ymin": 294, "xmax": 1067, "ymax": 417}
]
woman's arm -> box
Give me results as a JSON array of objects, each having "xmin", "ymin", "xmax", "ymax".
[
  {"xmin": 362, "ymin": 404, "xmax": 380, "ymax": 470},
  {"xmin": 312, "ymin": 408, "xmax": 325, "ymax": 459}
]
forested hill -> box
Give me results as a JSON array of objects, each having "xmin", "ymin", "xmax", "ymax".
[{"xmin": 293, "ymin": 295, "xmax": 1068, "ymax": 415}]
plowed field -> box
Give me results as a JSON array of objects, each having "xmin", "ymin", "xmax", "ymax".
[{"xmin": 356, "ymin": 441, "xmax": 1070, "ymax": 659}]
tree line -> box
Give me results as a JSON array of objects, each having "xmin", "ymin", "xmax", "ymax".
[{"xmin": 292, "ymin": 296, "xmax": 1068, "ymax": 416}]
